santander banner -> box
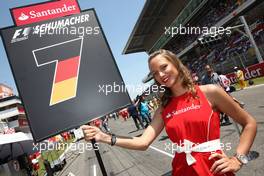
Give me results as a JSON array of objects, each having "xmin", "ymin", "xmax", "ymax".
[
  {"xmin": 11, "ymin": 0, "xmax": 80, "ymax": 26},
  {"xmin": 226, "ymin": 62, "xmax": 264, "ymax": 84}
]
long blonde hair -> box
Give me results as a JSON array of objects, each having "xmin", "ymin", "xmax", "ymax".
[{"xmin": 148, "ymin": 49, "xmax": 197, "ymax": 107}]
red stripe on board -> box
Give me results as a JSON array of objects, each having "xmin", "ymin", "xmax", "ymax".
[{"xmin": 55, "ymin": 56, "xmax": 80, "ymax": 83}]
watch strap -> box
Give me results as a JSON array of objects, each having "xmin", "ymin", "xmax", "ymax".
[{"xmin": 111, "ymin": 133, "xmax": 117, "ymax": 146}]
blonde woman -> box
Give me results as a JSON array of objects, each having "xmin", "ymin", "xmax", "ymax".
[{"xmin": 82, "ymin": 49, "xmax": 256, "ymax": 176}]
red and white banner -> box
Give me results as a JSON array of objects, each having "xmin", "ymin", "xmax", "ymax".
[
  {"xmin": 226, "ymin": 62, "xmax": 264, "ymax": 84},
  {"xmin": 11, "ymin": 0, "xmax": 80, "ymax": 26}
]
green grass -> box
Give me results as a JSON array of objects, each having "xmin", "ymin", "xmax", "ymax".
[
  {"xmin": 251, "ymin": 76, "xmax": 264, "ymax": 85},
  {"xmin": 232, "ymin": 76, "xmax": 264, "ymax": 90}
]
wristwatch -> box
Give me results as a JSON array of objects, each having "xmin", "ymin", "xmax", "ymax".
[
  {"xmin": 110, "ymin": 133, "xmax": 117, "ymax": 146},
  {"xmin": 235, "ymin": 154, "xmax": 249, "ymax": 165}
]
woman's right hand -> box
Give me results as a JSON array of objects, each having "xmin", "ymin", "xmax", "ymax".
[{"xmin": 81, "ymin": 125, "xmax": 109, "ymax": 143}]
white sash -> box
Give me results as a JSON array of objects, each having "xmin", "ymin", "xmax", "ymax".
[{"xmin": 175, "ymin": 139, "xmax": 221, "ymax": 166}]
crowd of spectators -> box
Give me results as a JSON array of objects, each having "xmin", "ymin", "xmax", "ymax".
[
  {"xmin": 166, "ymin": 0, "xmax": 248, "ymax": 54},
  {"xmin": 186, "ymin": 28, "xmax": 262, "ymax": 75},
  {"xmin": 165, "ymin": 0, "xmax": 264, "ymax": 76}
]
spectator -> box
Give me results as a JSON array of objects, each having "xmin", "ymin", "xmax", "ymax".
[
  {"xmin": 234, "ymin": 67, "xmax": 246, "ymax": 90},
  {"xmin": 101, "ymin": 115, "xmax": 111, "ymax": 133},
  {"xmin": 216, "ymin": 71, "xmax": 233, "ymax": 125},
  {"xmin": 138, "ymin": 96, "xmax": 152, "ymax": 126},
  {"xmin": 127, "ymin": 100, "xmax": 145, "ymax": 130},
  {"xmin": 216, "ymin": 71, "xmax": 231, "ymax": 92},
  {"xmin": 201, "ymin": 64, "xmax": 221, "ymax": 86}
]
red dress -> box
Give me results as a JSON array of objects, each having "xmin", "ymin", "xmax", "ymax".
[{"xmin": 162, "ymin": 86, "xmax": 235, "ymax": 176}]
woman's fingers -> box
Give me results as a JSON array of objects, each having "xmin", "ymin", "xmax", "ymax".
[
  {"xmin": 213, "ymin": 161, "xmax": 229, "ymax": 174},
  {"xmin": 83, "ymin": 129, "xmax": 96, "ymax": 135},
  {"xmin": 210, "ymin": 153, "xmax": 241, "ymax": 174},
  {"xmin": 209, "ymin": 152, "xmax": 224, "ymax": 160},
  {"xmin": 84, "ymin": 131, "xmax": 97, "ymax": 140},
  {"xmin": 219, "ymin": 167, "xmax": 232, "ymax": 175},
  {"xmin": 81, "ymin": 125, "xmax": 99, "ymax": 141},
  {"xmin": 210, "ymin": 157, "xmax": 226, "ymax": 172},
  {"xmin": 85, "ymin": 131, "xmax": 96, "ymax": 138},
  {"xmin": 82, "ymin": 125, "xmax": 98, "ymax": 133},
  {"xmin": 81, "ymin": 125, "xmax": 95, "ymax": 130}
]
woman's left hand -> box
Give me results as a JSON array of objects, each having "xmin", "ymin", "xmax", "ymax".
[{"xmin": 209, "ymin": 152, "xmax": 242, "ymax": 174}]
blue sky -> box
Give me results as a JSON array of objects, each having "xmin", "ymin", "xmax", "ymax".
[{"xmin": 0, "ymin": 0, "xmax": 151, "ymax": 99}]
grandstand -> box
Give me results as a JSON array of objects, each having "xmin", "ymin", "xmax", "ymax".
[{"xmin": 123, "ymin": 0, "xmax": 264, "ymax": 82}]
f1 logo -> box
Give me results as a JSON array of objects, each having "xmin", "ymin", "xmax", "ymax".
[
  {"xmin": 32, "ymin": 37, "xmax": 84, "ymax": 106},
  {"xmin": 11, "ymin": 27, "xmax": 31, "ymax": 43},
  {"xmin": 12, "ymin": 27, "xmax": 31, "ymax": 39}
]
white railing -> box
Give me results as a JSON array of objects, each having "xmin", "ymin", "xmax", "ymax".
[
  {"xmin": 0, "ymin": 107, "xmax": 20, "ymax": 120},
  {"xmin": 0, "ymin": 98, "xmax": 21, "ymax": 108}
]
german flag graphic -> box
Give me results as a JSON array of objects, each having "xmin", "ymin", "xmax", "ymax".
[
  {"xmin": 32, "ymin": 37, "xmax": 83, "ymax": 106},
  {"xmin": 50, "ymin": 56, "xmax": 80, "ymax": 105}
]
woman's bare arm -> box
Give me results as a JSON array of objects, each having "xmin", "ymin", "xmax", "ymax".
[
  {"xmin": 202, "ymin": 84, "xmax": 257, "ymax": 155},
  {"xmin": 82, "ymin": 107, "xmax": 164, "ymax": 151}
]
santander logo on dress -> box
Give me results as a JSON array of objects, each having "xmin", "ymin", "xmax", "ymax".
[{"xmin": 165, "ymin": 104, "xmax": 201, "ymax": 118}]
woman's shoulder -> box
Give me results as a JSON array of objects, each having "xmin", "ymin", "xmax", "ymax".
[
  {"xmin": 198, "ymin": 84, "xmax": 224, "ymax": 108},
  {"xmin": 199, "ymin": 84, "xmax": 221, "ymax": 95}
]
